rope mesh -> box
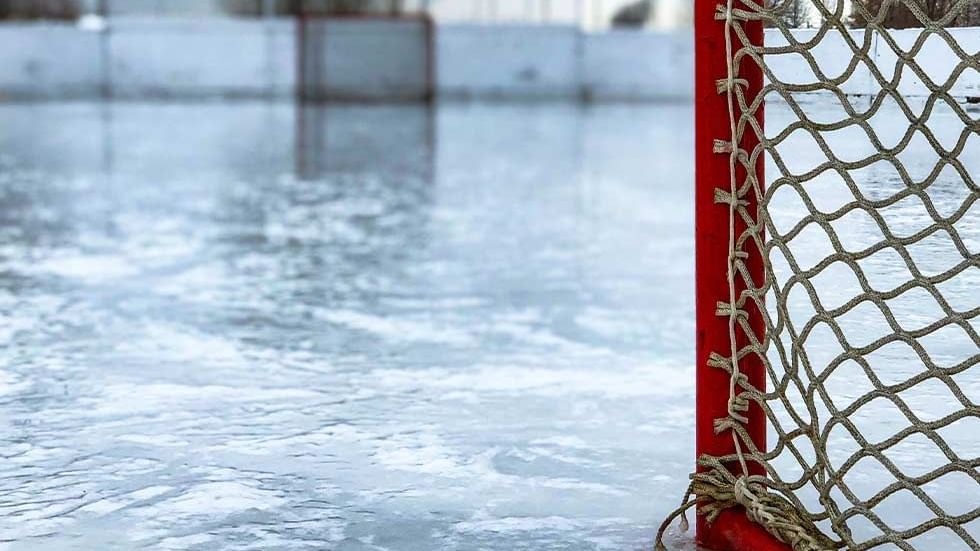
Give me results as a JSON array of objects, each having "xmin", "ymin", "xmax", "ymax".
[{"xmin": 659, "ymin": 1, "xmax": 980, "ymax": 549}]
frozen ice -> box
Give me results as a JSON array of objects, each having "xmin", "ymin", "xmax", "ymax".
[{"xmin": 0, "ymin": 102, "xmax": 695, "ymax": 550}]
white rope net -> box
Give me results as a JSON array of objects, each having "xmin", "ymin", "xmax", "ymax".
[{"xmin": 660, "ymin": 1, "xmax": 980, "ymax": 550}]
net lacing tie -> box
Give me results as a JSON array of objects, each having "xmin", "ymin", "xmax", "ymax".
[
  {"xmin": 716, "ymin": 77, "xmax": 749, "ymax": 94},
  {"xmin": 713, "ymin": 4, "xmax": 751, "ymax": 21},
  {"xmin": 713, "ymin": 188, "xmax": 748, "ymax": 207}
]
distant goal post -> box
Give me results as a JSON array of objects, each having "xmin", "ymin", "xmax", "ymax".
[{"xmin": 661, "ymin": 1, "xmax": 980, "ymax": 550}]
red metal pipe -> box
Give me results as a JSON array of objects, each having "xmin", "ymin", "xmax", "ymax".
[{"xmin": 694, "ymin": 0, "xmax": 787, "ymax": 549}]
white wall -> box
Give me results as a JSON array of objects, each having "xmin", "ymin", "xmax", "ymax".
[
  {"xmin": 1, "ymin": 21, "xmax": 977, "ymax": 102},
  {"xmin": 0, "ymin": 24, "xmax": 102, "ymax": 98},
  {"xmin": 584, "ymin": 30, "xmax": 692, "ymax": 101},
  {"xmin": 301, "ymin": 19, "xmax": 431, "ymax": 101},
  {"xmin": 106, "ymin": 17, "xmax": 430, "ymax": 100},
  {"xmin": 437, "ymin": 25, "xmax": 581, "ymax": 99},
  {"xmin": 109, "ymin": 18, "xmax": 294, "ymax": 98}
]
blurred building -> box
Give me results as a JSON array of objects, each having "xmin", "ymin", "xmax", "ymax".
[{"xmin": 0, "ymin": 0, "xmax": 79, "ymax": 19}]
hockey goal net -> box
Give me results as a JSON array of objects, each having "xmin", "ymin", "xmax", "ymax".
[{"xmin": 659, "ymin": 1, "xmax": 980, "ymax": 550}]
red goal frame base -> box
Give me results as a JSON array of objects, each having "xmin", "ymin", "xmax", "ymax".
[{"xmin": 698, "ymin": 509, "xmax": 791, "ymax": 551}]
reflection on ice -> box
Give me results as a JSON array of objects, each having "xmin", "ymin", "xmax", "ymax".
[{"xmin": 0, "ymin": 102, "xmax": 694, "ymax": 550}]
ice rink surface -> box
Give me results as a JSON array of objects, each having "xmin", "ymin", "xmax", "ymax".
[{"xmin": 0, "ymin": 102, "xmax": 698, "ymax": 550}]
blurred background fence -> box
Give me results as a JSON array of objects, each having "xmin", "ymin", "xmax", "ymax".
[
  {"xmin": 3, "ymin": 0, "xmax": 975, "ymax": 102},
  {"xmin": 0, "ymin": 0, "xmax": 691, "ymax": 30},
  {"xmin": 0, "ymin": 0, "xmax": 695, "ymax": 101}
]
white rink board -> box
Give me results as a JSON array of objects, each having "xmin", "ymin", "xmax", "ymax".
[
  {"xmin": 583, "ymin": 30, "xmax": 694, "ymax": 101},
  {"xmin": 0, "ymin": 24, "xmax": 102, "ymax": 98},
  {"xmin": 301, "ymin": 18, "xmax": 430, "ymax": 101},
  {"xmin": 765, "ymin": 27, "xmax": 980, "ymax": 99},
  {"xmin": 109, "ymin": 17, "xmax": 294, "ymax": 98},
  {"xmin": 436, "ymin": 24, "xmax": 580, "ymax": 99}
]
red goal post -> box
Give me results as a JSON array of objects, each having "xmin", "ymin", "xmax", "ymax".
[
  {"xmin": 694, "ymin": 0, "xmax": 788, "ymax": 549},
  {"xmin": 676, "ymin": 0, "xmax": 980, "ymax": 549}
]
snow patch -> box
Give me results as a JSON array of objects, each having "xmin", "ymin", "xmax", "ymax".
[
  {"xmin": 370, "ymin": 364, "xmax": 691, "ymax": 397},
  {"xmin": 319, "ymin": 309, "xmax": 474, "ymax": 346},
  {"xmin": 146, "ymin": 482, "xmax": 285, "ymax": 518},
  {"xmin": 34, "ymin": 253, "xmax": 140, "ymax": 282},
  {"xmin": 78, "ymin": 485, "xmax": 173, "ymax": 515}
]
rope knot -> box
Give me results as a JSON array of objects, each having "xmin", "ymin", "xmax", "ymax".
[
  {"xmin": 716, "ymin": 77, "xmax": 749, "ymax": 94},
  {"xmin": 707, "ymin": 351, "xmax": 732, "ymax": 370},
  {"xmin": 733, "ymin": 475, "xmax": 751, "ymax": 502},
  {"xmin": 713, "ymin": 188, "xmax": 748, "ymax": 207},
  {"xmin": 726, "ymin": 394, "xmax": 750, "ymax": 423},
  {"xmin": 713, "ymin": 416, "xmax": 742, "ymax": 433},
  {"xmin": 733, "ymin": 476, "xmax": 775, "ymax": 527},
  {"xmin": 713, "ymin": 4, "xmax": 749, "ymax": 21},
  {"xmin": 715, "ymin": 301, "xmax": 748, "ymax": 320}
]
